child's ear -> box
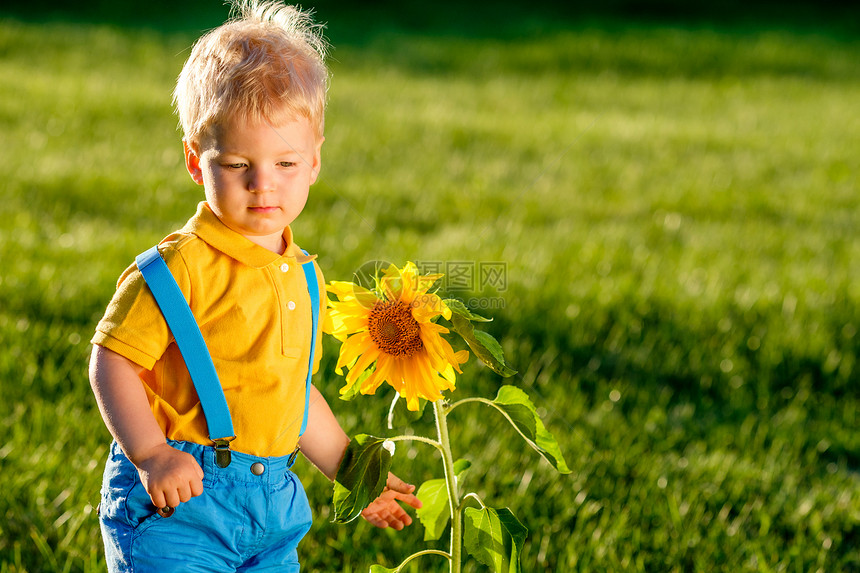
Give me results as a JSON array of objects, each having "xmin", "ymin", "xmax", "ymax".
[
  {"xmin": 183, "ymin": 140, "xmax": 205, "ymax": 185},
  {"xmin": 309, "ymin": 136, "xmax": 324, "ymax": 185}
]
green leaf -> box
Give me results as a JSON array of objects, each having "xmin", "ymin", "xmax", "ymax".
[
  {"xmin": 443, "ymin": 298, "xmax": 492, "ymax": 322},
  {"xmin": 464, "ymin": 506, "xmax": 528, "ymax": 573},
  {"xmin": 453, "ymin": 458, "xmax": 472, "ymax": 476},
  {"xmin": 339, "ymin": 364, "xmax": 374, "ymax": 402},
  {"xmin": 415, "ymin": 478, "xmax": 450, "ymax": 541},
  {"xmin": 332, "ymin": 434, "xmax": 393, "ymax": 523},
  {"xmin": 449, "ymin": 314, "xmax": 517, "ymax": 377},
  {"xmin": 492, "ymin": 386, "xmax": 572, "ymax": 474},
  {"xmin": 416, "ymin": 459, "xmax": 473, "ymax": 541},
  {"xmin": 453, "ymin": 458, "xmax": 472, "ymax": 490},
  {"xmin": 473, "ymin": 330, "xmax": 517, "ymax": 376},
  {"xmin": 369, "ymin": 566, "xmax": 397, "ymax": 573}
]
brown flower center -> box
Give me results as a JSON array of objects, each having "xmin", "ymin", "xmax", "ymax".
[{"xmin": 368, "ymin": 300, "xmax": 423, "ymax": 357}]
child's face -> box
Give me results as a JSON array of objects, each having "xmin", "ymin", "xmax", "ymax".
[{"xmin": 184, "ymin": 115, "xmax": 323, "ymax": 253}]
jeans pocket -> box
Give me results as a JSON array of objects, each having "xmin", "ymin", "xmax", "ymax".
[
  {"xmin": 126, "ymin": 481, "xmax": 163, "ymax": 531},
  {"xmin": 100, "ymin": 444, "xmax": 160, "ymax": 530}
]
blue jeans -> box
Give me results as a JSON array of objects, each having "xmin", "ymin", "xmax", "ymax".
[{"xmin": 99, "ymin": 440, "xmax": 313, "ymax": 572}]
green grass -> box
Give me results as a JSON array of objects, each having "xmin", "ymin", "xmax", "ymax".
[{"xmin": 1, "ymin": 3, "xmax": 859, "ymax": 571}]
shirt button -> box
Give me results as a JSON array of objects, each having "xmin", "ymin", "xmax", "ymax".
[
  {"xmin": 279, "ymin": 263, "xmax": 290, "ymax": 273},
  {"xmin": 287, "ymin": 301, "xmax": 296, "ymax": 311},
  {"xmin": 250, "ymin": 462, "xmax": 265, "ymax": 476}
]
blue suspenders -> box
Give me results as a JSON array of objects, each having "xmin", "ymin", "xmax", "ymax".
[{"xmin": 135, "ymin": 245, "xmax": 320, "ymax": 468}]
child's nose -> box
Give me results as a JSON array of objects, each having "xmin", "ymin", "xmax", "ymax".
[{"xmin": 248, "ymin": 167, "xmax": 275, "ymax": 193}]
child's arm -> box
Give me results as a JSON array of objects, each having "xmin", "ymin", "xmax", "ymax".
[
  {"xmin": 299, "ymin": 384, "xmax": 422, "ymax": 529},
  {"xmin": 296, "ymin": 383, "xmax": 350, "ymax": 480},
  {"xmin": 89, "ymin": 345, "xmax": 204, "ymax": 509}
]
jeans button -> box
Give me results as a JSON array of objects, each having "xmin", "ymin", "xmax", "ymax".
[{"xmin": 250, "ymin": 462, "xmax": 265, "ymax": 476}]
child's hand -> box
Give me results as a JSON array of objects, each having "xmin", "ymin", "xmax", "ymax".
[
  {"xmin": 361, "ymin": 472, "xmax": 423, "ymax": 530},
  {"xmin": 133, "ymin": 443, "xmax": 204, "ymax": 510}
]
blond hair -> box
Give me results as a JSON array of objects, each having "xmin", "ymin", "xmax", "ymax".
[{"xmin": 174, "ymin": 0, "xmax": 329, "ymax": 146}]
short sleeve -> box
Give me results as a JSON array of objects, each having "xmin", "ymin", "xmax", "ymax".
[
  {"xmin": 91, "ymin": 245, "xmax": 191, "ymax": 371},
  {"xmin": 311, "ymin": 260, "xmax": 325, "ymax": 374}
]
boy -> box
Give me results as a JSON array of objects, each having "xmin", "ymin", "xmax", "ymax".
[{"xmin": 89, "ymin": 2, "xmax": 420, "ymax": 571}]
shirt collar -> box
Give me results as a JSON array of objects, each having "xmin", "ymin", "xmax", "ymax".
[{"xmin": 181, "ymin": 202, "xmax": 316, "ymax": 268}]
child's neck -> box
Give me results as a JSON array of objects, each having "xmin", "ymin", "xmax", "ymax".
[{"xmin": 246, "ymin": 233, "xmax": 287, "ymax": 255}]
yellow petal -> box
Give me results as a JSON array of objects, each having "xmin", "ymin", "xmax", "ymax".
[
  {"xmin": 415, "ymin": 274, "xmax": 442, "ymax": 297},
  {"xmin": 413, "ymin": 352, "xmax": 444, "ymax": 398},
  {"xmin": 326, "ymin": 280, "xmax": 360, "ymax": 299},
  {"xmin": 345, "ymin": 343, "xmax": 381, "ymax": 384},
  {"xmin": 439, "ymin": 298, "xmax": 452, "ymax": 320},
  {"xmin": 362, "ymin": 355, "xmax": 391, "ymax": 394},
  {"xmin": 411, "ymin": 293, "xmax": 447, "ymax": 322},
  {"xmin": 420, "ymin": 326, "xmax": 468, "ymax": 375},
  {"xmin": 441, "ymin": 363, "xmax": 457, "ymax": 387},
  {"xmin": 336, "ymin": 332, "xmax": 369, "ymax": 369},
  {"xmin": 325, "ymin": 297, "xmax": 373, "ymax": 340},
  {"xmin": 326, "ymin": 312, "xmax": 369, "ymax": 340},
  {"xmin": 322, "ymin": 308, "xmax": 335, "ymax": 336}
]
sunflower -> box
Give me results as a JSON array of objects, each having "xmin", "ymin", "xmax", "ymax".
[{"xmin": 324, "ymin": 262, "xmax": 470, "ymax": 411}]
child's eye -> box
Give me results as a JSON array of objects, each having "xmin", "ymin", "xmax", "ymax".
[
  {"xmin": 227, "ymin": 163, "xmax": 246, "ymax": 169},
  {"xmin": 279, "ymin": 161, "xmax": 296, "ymax": 168}
]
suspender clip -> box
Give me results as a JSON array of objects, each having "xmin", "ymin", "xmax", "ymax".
[
  {"xmin": 213, "ymin": 437, "xmax": 235, "ymax": 468},
  {"xmin": 287, "ymin": 445, "xmax": 301, "ymax": 467}
]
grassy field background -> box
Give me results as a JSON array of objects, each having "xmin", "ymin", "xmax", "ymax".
[{"xmin": 1, "ymin": 1, "xmax": 859, "ymax": 571}]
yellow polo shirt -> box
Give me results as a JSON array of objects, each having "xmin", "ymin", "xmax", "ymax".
[{"xmin": 92, "ymin": 202, "xmax": 325, "ymax": 457}]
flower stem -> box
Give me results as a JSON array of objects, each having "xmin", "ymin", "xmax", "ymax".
[
  {"xmin": 462, "ymin": 492, "xmax": 486, "ymax": 509},
  {"xmin": 387, "ymin": 434, "xmax": 443, "ymax": 453},
  {"xmin": 391, "ymin": 549, "xmax": 451, "ymax": 572},
  {"xmin": 434, "ymin": 400, "xmax": 461, "ymax": 573},
  {"xmin": 445, "ymin": 396, "xmax": 493, "ymax": 414}
]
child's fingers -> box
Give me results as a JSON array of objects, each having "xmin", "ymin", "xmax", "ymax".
[
  {"xmin": 148, "ymin": 490, "xmax": 167, "ymax": 509},
  {"xmin": 387, "ymin": 506, "xmax": 414, "ymax": 529},
  {"xmin": 148, "ymin": 476, "xmax": 202, "ymax": 509},
  {"xmin": 361, "ymin": 489, "xmax": 421, "ymax": 529},
  {"xmin": 162, "ymin": 488, "xmax": 183, "ymax": 509},
  {"xmin": 178, "ymin": 482, "xmax": 195, "ymax": 503},
  {"xmin": 362, "ymin": 505, "xmax": 411, "ymax": 530},
  {"xmin": 190, "ymin": 476, "xmax": 205, "ymax": 497},
  {"xmin": 388, "ymin": 507, "xmax": 413, "ymax": 529},
  {"xmin": 385, "ymin": 472, "xmax": 416, "ymax": 494},
  {"xmin": 384, "ymin": 487, "xmax": 422, "ymax": 510},
  {"xmin": 398, "ymin": 492, "xmax": 422, "ymax": 510},
  {"xmin": 361, "ymin": 508, "xmax": 387, "ymax": 528}
]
